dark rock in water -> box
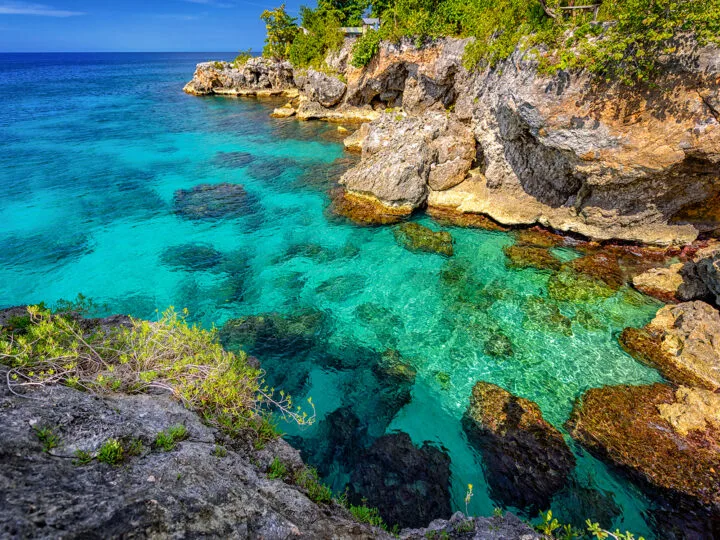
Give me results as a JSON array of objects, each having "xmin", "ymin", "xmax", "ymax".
[
  {"xmin": 219, "ymin": 309, "xmax": 326, "ymax": 355},
  {"xmin": 315, "ymin": 274, "xmax": 366, "ymax": 302},
  {"xmin": 349, "ymin": 432, "xmax": 452, "ymax": 529},
  {"xmin": 247, "ymin": 157, "xmax": 297, "ymax": 182},
  {"xmin": 394, "ymin": 223, "xmax": 454, "ymax": 257},
  {"xmin": 552, "ymin": 477, "xmax": 622, "ymax": 530},
  {"xmin": 160, "ymin": 243, "xmax": 224, "ymax": 272},
  {"xmin": 573, "ymin": 308, "xmax": 607, "ymax": 332},
  {"xmin": 287, "ymin": 406, "xmax": 369, "ymax": 480},
  {"xmin": 375, "ymin": 349, "xmax": 416, "ymax": 383},
  {"xmin": 0, "ymin": 380, "xmax": 384, "ymax": 538},
  {"xmin": 173, "ymin": 183, "xmax": 253, "ymax": 221},
  {"xmin": 567, "ymin": 383, "xmax": 720, "ymax": 539},
  {"xmin": 399, "ymin": 511, "xmax": 541, "ymax": 540},
  {"xmin": 483, "ymin": 329, "xmax": 514, "ymax": 358},
  {"xmin": 0, "ymin": 231, "xmax": 93, "ymax": 270},
  {"xmin": 547, "ymin": 268, "xmax": 616, "ymax": 303},
  {"xmin": 462, "ymin": 382, "xmax": 575, "ymax": 513},
  {"xmin": 433, "ymin": 371, "xmax": 451, "ymax": 390},
  {"xmin": 213, "ymin": 151, "xmax": 254, "ymax": 169},
  {"xmin": 355, "ymin": 302, "xmax": 404, "ymax": 348}
]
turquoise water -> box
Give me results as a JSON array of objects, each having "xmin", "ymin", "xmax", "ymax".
[{"xmin": 1, "ymin": 53, "xmax": 664, "ymax": 536}]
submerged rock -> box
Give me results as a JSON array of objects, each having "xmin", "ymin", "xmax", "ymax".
[
  {"xmin": 213, "ymin": 151, "xmax": 255, "ymax": 169},
  {"xmin": 159, "ymin": 243, "xmax": 224, "ymax": 272},
  {"xmin": 173, "ymin": 183, "xmax": 253, "ymax": 221},
  {"xmin": 566, "ymin": 383, "xmax": 720, "ymax": 534},
  {"xmin": 620, "ymin": 301, "xmax": 720, "ymax": 391},
  {"xmin": 483, "ymin": 330, "xmax": 514, "ymax": 358},
  {"xmin": 503, "ymin": 244, "xmax": 561, "ymax": 271},
  {"xmin": 547, "ymin": 268, "xmax": 616, "ymax": 303},
  {"xmin": 462, "ymin": 382, "xmax": 575, "ymax": 513},
  {"xmin": 569, "ymin": 252, "xmax": 624, "ymax": 290},
  {"xmin": 514, "ymin": 228, "xmax": 567, "ymax": 248},
  {"xmin": 523, "ymin": 296, "xmax": 573, "ymax": 337},
  {"xmin": 394, "ymin": 222, "xmax": 454, "ymax": 257},
  {"xmin": 348, "ymin": 432, "xmax": 452, "ymax": 529},
  {"xmin": 219, "ymin": 309, "xmax": 326, "ymax": 355}
]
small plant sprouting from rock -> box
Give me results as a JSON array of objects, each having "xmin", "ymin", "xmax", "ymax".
[
  {"xmin": 267, "ymin": 457, "xmax": 289, "ymax": 480},
  {"xmin": 126, "ymin": 438, "xmax": 144, "ymax": 456},
  {"xmin": 155, "ymin": 424, "xmax": 188, "ymax": 452},
  {"xmin": 454, "ymin": 519, "xmax": 475, "ymax": 534},
  {"xmin": 586, "ymin": 520, "xmax": 645, "ymax": 540},
  {"xmin": 73, "ymin": 449, "xmax": 93, "ymax": 466},
  {"xmin": 212, "ymin": 445, "xmax": 227, "ymax": 458},
  {"xmin": 33, "ymin": 426, "xmax": 59, "ymax": 453},
  {"xmin": 535, "ymin": 510, "xmax": 645, "ymax": 540},
  {"xmin": 464, "ymin": 483, "xmax": 473, "ymax": 516},
  {"xmin": 232, "ymin": 49, "xmax": 253, "ymax": 68},
  {"xmin": 97, "ymin": 438, "xmax": 124, "ymax": 465},
  {"xmin": 293, "ymin": 467, "xmax": 332, "ymax": 504},
  {"xmin": 493, "ymin": 507, "xmax": 504, "ymax": 518}
]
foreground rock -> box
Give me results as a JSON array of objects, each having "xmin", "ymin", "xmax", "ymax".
[
  {"xmin": 566, "ymin": 383, "xmax": 720, "ymax": 537},
  {"xmin": 632, "ymin": 263, "xmax": 685, "ymax": 303},
  {"xmin": 620, "ymin": 301, "xmax": 720, "ymax": 391},
  {"xmin": 462, "ymin": 382, "xmax": 575, "ymax": 513},
  {"xmin": 348, "ymin": 432, "xmax": 452, "ymax": 529},
  {"xmin": 0, "ymin": 378, "xmax": 384, "ymax": 539},
  {"xmin": 399, "ymin": 511, "xmax": 541, "ymax": 540}
]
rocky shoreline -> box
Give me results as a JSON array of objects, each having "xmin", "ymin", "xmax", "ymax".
[{"xmin": 185, "ymin": 37, "xmax": 720, "ymax": 246}]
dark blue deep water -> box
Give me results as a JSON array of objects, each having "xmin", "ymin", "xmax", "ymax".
[{"xmin": 0, "ymin": 53, "xmax": 671, "ymax": 536}]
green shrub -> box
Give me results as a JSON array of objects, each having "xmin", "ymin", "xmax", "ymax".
[
  {"xmin": 267, "ymin": 456, "xmax": 289, "ymax": 479},
  {"xmin": 212, "ymin": 445, "xmax": 228, "ymax": 458},
  {"xmin": 33, "ymin": 426, "xmax": 59, "ymax": 453},
  {"xmin": 73, "ymin": 449, "xmax": 93, "ymax": 465},
  {"xmin": 126, "ymin": 438, "xmax": 144, "ymax": 456},
  {"xmin": 212, "ymin": 61, "xmax": 225, "ymax": 70},
  {"xmin": 155, "ymin": 424, "xmax": 188, "ymax": 451},
  {"xmin": 293, "ymin": 467, "xmax": 333, "ymax": 503},
  {"xmin": 348, "ymin": 502, "xmax": 386, "ymax": 528},
  {"xmin": 261, "ymin": 4, "xmax": 299, "ymax": 59},
  {"xmin": 288, "ymin": 5, "xmax": 344, "ymax": 68},
  {"xmin": 232, "ymin": 49, "xmax": 253, "ymax": 67},
  {"xmin": 0, "ymin": 306, "xmax": 315, "ymax": 447},
  {"xmin": 97, "ymin": 438, "xmax": 124, "ymax": 465},
  {"xmin": 351, "ymin": 29, "xmax": 381, "ymax": 68}
]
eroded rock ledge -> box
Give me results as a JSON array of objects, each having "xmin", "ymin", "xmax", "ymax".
[{"xmin": 186, "ymin": 38, "xmax": 720, "ymax": 245}]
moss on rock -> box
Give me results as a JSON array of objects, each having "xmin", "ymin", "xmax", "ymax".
[
  {"xmin": 503, "ymin": 245, "xmax": 562, "ymax": 272},
  {"xmin": 394, "ymin": 223, "xmax": 454, "ymax": 257}
]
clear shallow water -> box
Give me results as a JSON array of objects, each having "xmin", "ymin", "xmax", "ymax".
[{"xmin": 0, "ymin": 53, "xmax": 664, "ymax": 536}]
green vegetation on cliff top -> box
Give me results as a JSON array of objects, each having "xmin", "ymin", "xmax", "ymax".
[
  {"xmin": 0, "ymin": 305, "xmax": 315, "ymax": 447},
  {"xmin": 261, "ymin": 0, "xmax": 720, "ymax": 82}
]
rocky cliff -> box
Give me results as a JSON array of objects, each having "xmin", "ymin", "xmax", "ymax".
[{"xmin": 185, "ymin": 38, "xmax": 720, "ymax": 245}]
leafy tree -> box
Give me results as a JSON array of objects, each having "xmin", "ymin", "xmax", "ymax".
[
  {"xmin": 289, "ymin": 3, "xmax": 345, "ymax": 67},
  {"xmin": 261, "ymin": 4, "xmax": 299, "ymax": 59}
]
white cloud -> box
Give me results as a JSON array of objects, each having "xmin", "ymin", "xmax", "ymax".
[
  {"xmin": 0, "ymin": 1, "xmax": 85, "ymax": 17},
  {"xmin": 183, "ymin": 0, "xmax": 235, "ymax": 8}
]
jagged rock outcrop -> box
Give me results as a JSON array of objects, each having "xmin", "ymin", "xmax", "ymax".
[
  {"xmin": 566, "ymin": 383, "xmax": 720, "ymax": 538},
  {"xmin": 399, "ymin": 511, "xmax": 541, "ymax": 540},
  {"xmin": 183, "ymin": 58, "xmax": 296, "ymax": 96},
  {"xmin": 0, "ymin": 376, "xmax": 385, "ymax": 539},
  {"xmin": 461, "ymin": 382, "xmax": 575, "ymax": 513},
  {"xmin": 185, "ymin": 38, "xmax": 720, "ymax": 244},
  {"xmin": 338, "ymin": 111, "xmax": 476, "ymax": 214},
  {"xmin": 295, "ymin": 69, "xmax": 347, "ymax": 108},
  {"xmin": 620, "ymin": 300, "xmax": 720, "ymax": 391}
]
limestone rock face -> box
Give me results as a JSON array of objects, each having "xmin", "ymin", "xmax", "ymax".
[
  {"xmin": 335, "ymin": 38, "xmax": 720, "ymax": 245},
  {"xmin": 566, "ymin": 383, "xmax": 720, "ymax": 535},
  {"xmin": 0, "ymin": 380, "xmax": 384, "ymax": 539},
  {"xmin": 399, "ymin": 511, "xmax": 541, "ymax": 540},
  {"xmin": 632, "ymin": 263, "xmax": 685, "ymax": 302},
  {"xmin": 339, "ymin": 111, "xmax": 475, "ymax": 209},
  {"xmin": 461, "ymin": 382, "xmax": 575, "ymax": 513},
  {"xmin": 620, "ymin": 301, "xmax": 720, "ymax": 391},
  {"xmin": 295, "ymin": 69, "xmax": 347, "ymax": 108},
  {"xmin": 183, "ymin": 58, "xmax": 295, "ymax": 96}
]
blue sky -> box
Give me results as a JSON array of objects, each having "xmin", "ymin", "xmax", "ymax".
[{"xmin": 0, "ymin": 0, "xmax": 306, "ymax": 52}]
